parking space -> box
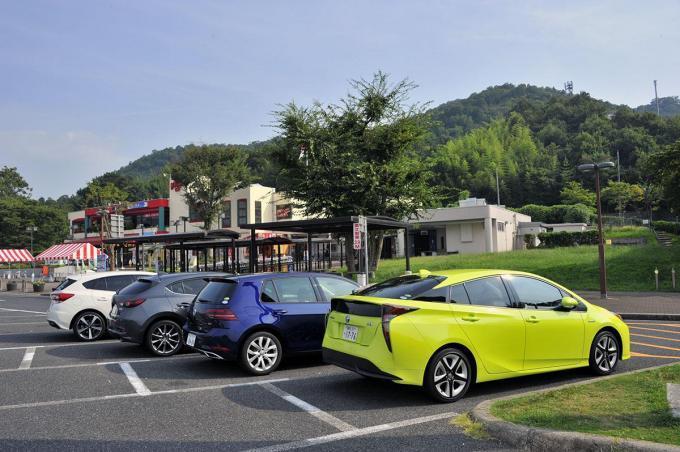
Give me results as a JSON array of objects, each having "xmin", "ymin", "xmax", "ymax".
[{"xmin": 0, "ymin": 293, "xmax": 678, "ymax": 451}]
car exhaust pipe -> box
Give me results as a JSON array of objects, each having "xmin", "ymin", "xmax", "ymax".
[{"xmin": 200, "ymin": 350, "xmax": 224, "ymax": 360}]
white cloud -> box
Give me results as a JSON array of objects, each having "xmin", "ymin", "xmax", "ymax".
[{"xmin": 0, "ymin": 130, "xmax": 126, "ymax": 198}]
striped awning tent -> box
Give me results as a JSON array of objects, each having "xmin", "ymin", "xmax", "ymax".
[
  {"xmin": 0, "ymin": 249, "xmax": 34, "ymax": 263},
  {"xmin": 36, "ymin": 243, "xmax": 102, "ymax": 261}
]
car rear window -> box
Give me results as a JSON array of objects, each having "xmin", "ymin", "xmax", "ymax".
[
  {"xmin": 356, "ymin": 275, "xmax": 446, "ymax": 300},
  {"xmin": 55, "ymin": 278, "xmax": 77, "ymax": 291},
  {"xmin": 197, "ymin": 280, "xmax": 238, "ymax": 304},
  {"xmin": 119, "ymin": 279, "xmax": 154, "ymax": 296}
]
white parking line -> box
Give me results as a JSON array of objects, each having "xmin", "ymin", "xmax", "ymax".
[
  {"xmin": 0, "ymin": 377, "xmax": 290, "ymax": 411},
  {"xmin": 0, "ymin": 340, "xmax": 120, "ymax": 351},
  {"xmin": 0, "ymin": 353, "xmax": 203, "ymax": 374},
  {"xmin": 246, "ymin": 411, "xmax": 459, "ymax": 452},
  {"xmin": 18, "ymin": 347, "xmax": 36, "ymax": 370},
  {"xmin": 0, "ymin": 322, "xmax": 49, "ymax": 326},
  {"xmin": 119, "ymin": 362, "xmax": 151, "ymax": 396},
  {"xmin": 0, "ymin": 308, "xmax": 47, "ymax": 314},
  {"xmin": 260, "ymin": 382, "xmax": 354, "ymax": 432}
]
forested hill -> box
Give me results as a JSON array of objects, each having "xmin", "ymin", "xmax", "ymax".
[{"xmin": 635, "ymin": 96, "xmax": 680, "ymax": 117}]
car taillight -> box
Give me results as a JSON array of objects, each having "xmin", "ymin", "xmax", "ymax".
[
  {"xmin": 381, "ymin": 304, "xmax": 418, "ymax": 352},
  {"xmin": 206, "ymin": 308, "xmax": 238, "ymax": 321},
  {"xmin": 52, "ymin": 293, "xmax": 74, "ymax": 303},
  {"xmin": 122, "ymin": 298, "xmax": 145, "ymax": 308}
]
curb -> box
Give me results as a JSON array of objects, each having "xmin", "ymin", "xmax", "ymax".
[
  {"xmin": 470, "ymin": 362, "xmax": 680, "ymax": 452},
  {"xmin": 620, "ymin": 313, "xmax": 680, "ymax": 321}
]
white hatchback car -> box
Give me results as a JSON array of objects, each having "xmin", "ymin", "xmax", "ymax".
[{"xmin": 47, "ymin": 271, "xmax": 155, "ymax": 341}]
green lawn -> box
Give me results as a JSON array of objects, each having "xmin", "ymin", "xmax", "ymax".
[
  {"xmin": 490, "ymin": 364, "xmax": 680, "ymax": 446},
  {"xmin": 373, "ymin": 227, "xmax": 680, "ymax": 292}
]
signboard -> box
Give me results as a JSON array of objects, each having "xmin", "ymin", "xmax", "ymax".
[
  {"xmin": 276, "ymin": 204, "xmax": 293, "ymax": 220},
  {"xmin": 130, "ymin": 201, "xmax": 148, "ymax": 209},
  {"xmin": 353, "ymin": 223, "xmax": 362, "ymax": 250}
]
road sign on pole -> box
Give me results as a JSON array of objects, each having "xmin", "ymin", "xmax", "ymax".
[{"xmin": 353, "ymin": 222, "xmax": 362, "ymax": 250}]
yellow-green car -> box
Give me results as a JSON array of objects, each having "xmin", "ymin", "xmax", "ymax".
[{"xmin": 322, "ymin": 269, "xmax": 630, "ymax": 403}]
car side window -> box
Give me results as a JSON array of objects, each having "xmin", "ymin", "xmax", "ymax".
[
  {"xmin": 83, "ymin": 277, "xmax": 107, "ymax": 290},
  {"xmin": 106, "ymin": 275, "xmax": 137, "ymax": 292},
  {"xmin": 464, "ymin": 277, "xmax": 512, "ymax": 308},
  {"xmin": 273, "ymin": 277, "xmax": 317, "ymax": 303},
  {"xmin": 412, "ymin": 286, "xmax": 448, "ymax": 303},
  {"xmin": 315, "ymin": 277, "xmax": 357, "ymax": 300},
  {"xmin": 261, "ymin": 280, "xmax": 279, "ymax": 303},
  {"xmin": 182, "ymin": 278, "xmax": 208, "ymax": 295},
  {"xmin": 167, "ymin": 281, "xmax": 185, "ymax": 294},
  {"xmin": 450, "ymin": 284, "xmax": 470, "ymax": 304},
  {"xmin": 508, "ymin": 276, "xmax": 563, "ymax": 309}
]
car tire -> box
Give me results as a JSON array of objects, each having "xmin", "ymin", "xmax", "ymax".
[
  {"xmin": 239, "ymin": 331, "xmax": 282, "ymax": 376},
  {"xmin": 72, "ymin": 311, "xmax": 106, "ymax": 341},
  {"xmin": 589, "ymin": 330, "xmax": 620, "ymax": 375},
  {"xmin": 146, "ymin": 320, "xmax": 183, "ymax": 357},
  {"xmin": 424, "ymin": 347, "xmax": 472, "ymax": 403}
]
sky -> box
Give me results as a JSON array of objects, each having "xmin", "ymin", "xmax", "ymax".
[{"xmin": 1, "ymin": 0, "xmax": 679, "ymax": 199}]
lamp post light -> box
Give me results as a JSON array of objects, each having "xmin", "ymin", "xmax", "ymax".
[
  {"xmin": 25, "ymin": 226, "xmax": 37, "ymax": 256},
  {"xmin": 577, "ymin": 161, "xmax": 616, "ymax": 299}
]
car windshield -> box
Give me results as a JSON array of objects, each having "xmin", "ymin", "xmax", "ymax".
[
  {"xmin": 118, "ymin": 279, "xmax": 154, "ymax": 296},
  {"xmin": 356, "ymin": 275, "xmax": 446, "ymax": 300},
  {"xmin": 197, "ymin": 280, "xmax": 238, "ymax": 304},
  {"xmin": 54, "ymin": 278, "xmax": 77, "ymax": 291}
]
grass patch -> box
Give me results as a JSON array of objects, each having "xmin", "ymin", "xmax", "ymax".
[
  {"xmin": 490, "ymin": 364, "xmax": 680, "ymax": 446},
  {"xmin": 451, "ymin": 413, "xmax": 490, "ymax": 440},
  {"xmin": 372, "ymin": 227, "xmax": 680, "ymax": 291}
]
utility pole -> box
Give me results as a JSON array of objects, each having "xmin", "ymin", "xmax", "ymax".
[
  {"xmin": 578, "ymin": 162, "xmax": 616, "ymax": 299},
  {"xmin": 495, "ymin": 167, "xmax": 501, "ymax": 206},
  {"xmin": 616, "ymin": 150, "xmax": 621, "ymax": 182},
  {"xmin": 654, "ymin": 80, "xmax": 660, "ymax": 116}
]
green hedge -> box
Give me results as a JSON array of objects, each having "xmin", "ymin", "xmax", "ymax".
[
  {"xmin": 537, "ymin": 230, "xmax": 599, "ymax": 248},
  {"xmin": 515, "ymin": 203, "xmax": 595, "ymax": 224},
  {"xmin": 653, "ymin": 221, "xmax": 680, "ymax": 235}
]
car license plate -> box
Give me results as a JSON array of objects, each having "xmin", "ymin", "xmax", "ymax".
[
  {"xmin": 186, "ymin": 333, "xmax": 196, "ymax": 347},
  {"xmin": 342, "ymin": 325, "xmax": 358, "ymax": 342},
  {"xmin": 110, "ymin": 305, "xmax": 118, "ymax": 317}
]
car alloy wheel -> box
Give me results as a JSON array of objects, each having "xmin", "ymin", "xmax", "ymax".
[
  {"xmin": 240, "ymin": 332, "xmax": 282, "ymax": 375},
  {"xmin": 74, "ymin": 312, "xmax": 105, "ymax": 341},
  {"xmin": 425, "ymin": 347, "xmax": 472, "ymax": 403},
  {"xmin": 590, "ymin": 331, "xmax": 619, "ymax": 375},
  {"xmin": 147, "ymin": 320, "xmax": 182, "ymax": 356}
]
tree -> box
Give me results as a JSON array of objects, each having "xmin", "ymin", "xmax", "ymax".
[
  {"xmin": 646, "ymin": 140, "xmax": 680, "ymax": 212},
  {"xmin": 273, "ymin": 71, "xmax": 440, "ymax": 270},
  {"xmin": 601, "ymin": 181, "xmax": 644, "ymax": 213},
  {"xmin": 82, "ymin": 181, "xmax": 128, "ymax": 208},
  {"xmin": 0, "ymin": 166, "xmax": 31, "ymax": 199},
  {"xmin": 560, "ymin": 181, "xmax": 595, "ymax": 207},
  {"xmin": 170, "ymin": 144, "xmax": 249, "ymax": 230}
]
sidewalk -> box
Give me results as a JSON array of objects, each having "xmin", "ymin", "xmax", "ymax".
[{"xmin": 578, "ymin": 290, "xmax": 680, "ymax": 318}]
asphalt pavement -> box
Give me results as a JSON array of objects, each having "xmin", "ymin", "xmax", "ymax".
[{"xmin": 0, "ymin": 293, "xmax": 678, "ymax": 451}]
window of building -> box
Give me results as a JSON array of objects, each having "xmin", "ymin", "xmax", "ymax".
[
  {"xmin": 497, "ymin": 222, "xmax": 505, "ymax": 232},
  {"xmin": 189, "ymin": 204, "xmax": 201, "ymax": 222},
  {"xmin": 255, "ymin": 201, "xmax": 262, "ymax": 223},
  {"xmin": 460, "ymin": 223, "xmax": 473, "ymax": 243},
  {"xmin": 221, "ymin": 201, "xmax": 231, "ymax": 228},
  {"xmin": 237, "ymin": 199, "xmax": 247, "ymax": 226}
]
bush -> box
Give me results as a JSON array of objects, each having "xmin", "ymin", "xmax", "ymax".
[
  {"xmin": 537, "ymin": 230, "xmax": 599, "ymax": 248},
  {"xmin": 515, "ymin": 203, "xmax": 595, "ymax": 224},
  {"xmin": 653, "ymin": 221, "xmax": 680, "ymax": 235}
]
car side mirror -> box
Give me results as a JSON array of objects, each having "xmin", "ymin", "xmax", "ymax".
[{"xmin": 560, "ymin": 296, "xmax": 579, "ymax": 310}]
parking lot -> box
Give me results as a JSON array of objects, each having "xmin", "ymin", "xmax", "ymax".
[{"xmin": 0, "ymin": 293, "xmax": 678, "ymax": 451}]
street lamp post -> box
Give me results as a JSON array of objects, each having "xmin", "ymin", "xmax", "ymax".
[
  {"xmin": 25, "ymin": 226, "xmax": 37, "ymax": 256},
  {"xmin": 577, "ymin": 161, "xmax": 615, "ymax": 299}
]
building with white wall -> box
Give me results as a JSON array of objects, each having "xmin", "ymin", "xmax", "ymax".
[{"xmin": 403, "ymin": 198, "xmax": 532, "ymax": 256}]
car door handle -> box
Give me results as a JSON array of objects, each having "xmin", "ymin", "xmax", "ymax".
[
  {"xmin": 273, "ymin": 309, "xmax": 287, "ymax": 315},
  {"xmin": 461, "ymin": 315, "xmax": 479, "ymax": 322},
  {"xmin": 526, "ymin": 316, "xmax": 539, "ymax": 323}
]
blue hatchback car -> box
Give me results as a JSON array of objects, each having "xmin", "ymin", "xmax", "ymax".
[{"xmin": 184, "ymin": 273, "xmax": 359, "ymax": 375}]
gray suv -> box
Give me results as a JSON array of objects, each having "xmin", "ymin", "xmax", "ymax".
[{"xmin": 108, "ymin": 272, "xmax": 228, "ymax": 356}]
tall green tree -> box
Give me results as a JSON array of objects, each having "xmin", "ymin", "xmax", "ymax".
[
  {"xmin": 82, "ymin": 181, "xmax": 129, "ymax": 208},
  {"xmin": 560, "ymin": 181, "xmax": 596, "ymax": 208},
  {"xmin": 647, "ymin": 140, "xmax": 680, "ymax": 213},
  {"xmin": 273, "ymin": 71, "xmax": 440, "ymax": 269},
  {"xmin": 0, "ymin": 166, "xmax": 32, "ymax": 199},
  {"xmin": 170, "ymin": 144, "xmax": 249, "ymax": 230},
  {"xmin": 601, "ymin": 181, "xmax": 644, "ymax": 213}
]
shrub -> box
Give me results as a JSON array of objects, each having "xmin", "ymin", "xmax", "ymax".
[
  {"xmin": 537, "ymin": 230, "xmax": 599, "ymax": 248},
  {"xmin": 653, "ymin": 221, "xmax": 680, "ymax": 235},
  {"xmin": 516, "ymin": 203, "xmax": 595, "ymax": 224}
]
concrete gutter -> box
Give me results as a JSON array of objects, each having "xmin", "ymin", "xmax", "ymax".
[
  {"xmin": 470, "ymin": 362, "xmax": 680, "ymax": 452},
  {"xmin": 620, "ymin": 313, "xmax": 680, "ymax": 321}
]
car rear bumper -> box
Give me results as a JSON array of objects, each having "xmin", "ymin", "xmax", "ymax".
[
  {"xmin": 108, "ymin": 317, "xmax": 142, "ymax": 343},
  {"xmin": 322, "ymin": 348, "xmax": 400, "ymax": 380},
  {"xmin": 184, "ymin": 328, "xmax": 237, "ymax": 360}
]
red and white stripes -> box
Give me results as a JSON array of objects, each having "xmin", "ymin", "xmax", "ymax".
[
  {"xmin": 35, "ymin": 243, "xmax": 102, "ymax": 261},
  {"xmin": 0, "ymin": 249, "xmax": 34, "ymax": 263}
]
